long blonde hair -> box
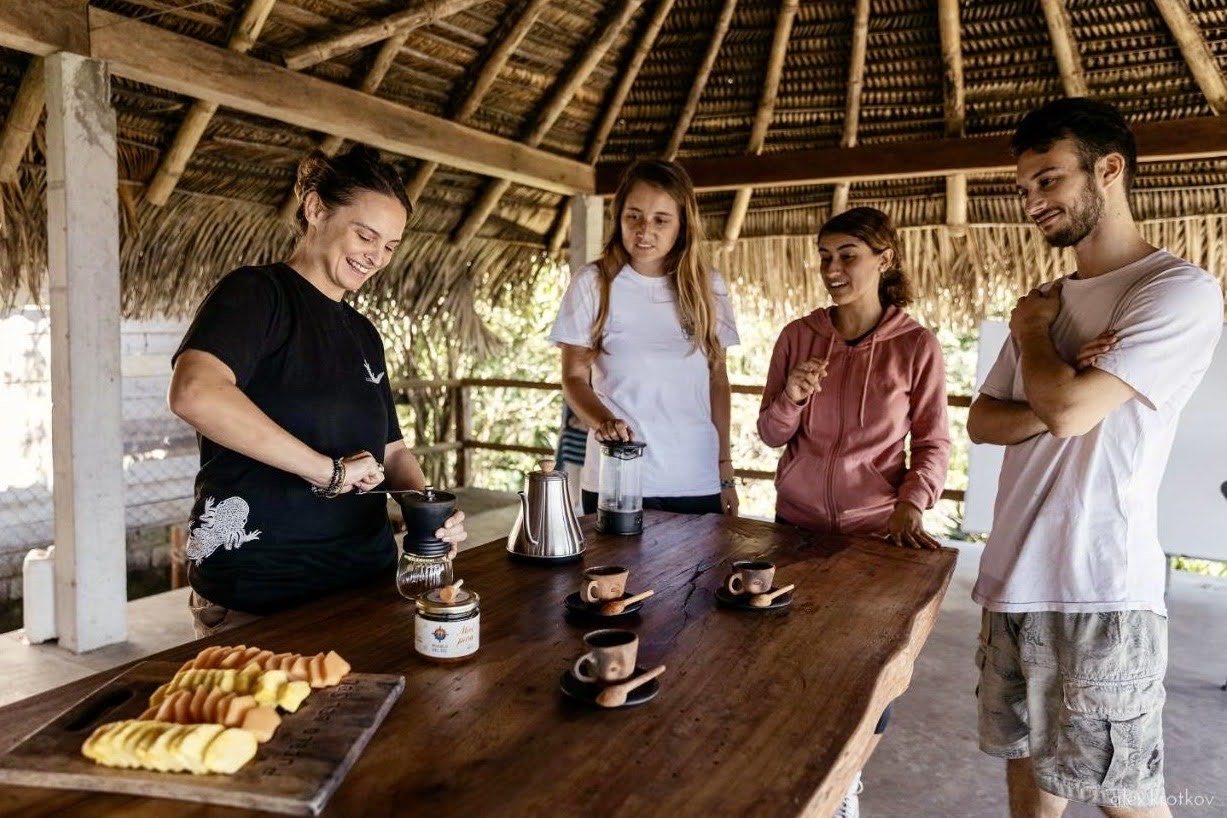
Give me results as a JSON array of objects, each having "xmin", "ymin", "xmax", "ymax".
[{"xmin": 590, "ymin": 159, "xmax": 723, "ymax": 365}]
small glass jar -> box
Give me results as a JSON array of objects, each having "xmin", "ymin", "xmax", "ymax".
[
  {"xmin": 414, "ymin": 588, "xmax": 480, "ymax": 663},
  {"xmin": 397, "ymin": 550, "xmax": 453, "ymax": 599}
]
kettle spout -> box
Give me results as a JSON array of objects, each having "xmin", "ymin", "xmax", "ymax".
[{"xmin": 517, "ymin": 490, "xmax": 538, "ymax": 548}]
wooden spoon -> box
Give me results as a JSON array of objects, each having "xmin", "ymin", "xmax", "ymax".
[
  {"xmin": 595, "ymin": 665, "xmax": 666, "ymax": 708},
  {"xmin": 600, "ymin": 589, "xmax": 655, "ymax": 616},
  {"xmin": 749, "ymin": 583, "xmax": 795, "ymax": 608},
  {"xmin": 438, "ymin": 579, "xmax": 464, "ymax": 603}
]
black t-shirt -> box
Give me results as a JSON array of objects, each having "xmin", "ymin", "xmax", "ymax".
[{"xmin": 173, "ymin": 263, "xmax": 401, "ymax": 615}]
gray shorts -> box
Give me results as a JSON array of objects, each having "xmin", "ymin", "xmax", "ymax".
[{"xmin": 975, "ymin": 609, "xmax": 1167, "ymax": 808}]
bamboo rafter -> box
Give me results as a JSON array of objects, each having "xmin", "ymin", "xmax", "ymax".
[
  {"xmin": 830, "ymin": 0, "xmax": 871, "ymax": 217},
  {"xmin": 938, "ymin": 0, "xmax": 967, "ymax": 236},
  {"xmin": 664, "ymin": 0, "xmax": 739, "ymax": 160},
  {"xmin": 404, "ymin": 0, "xmax": 554, "ymax": 208},
  {"xmin": 451, "ymin": 0, "xmax": 645, "ymax": 247},
  {"xmin": 283, "ymin": 0, "xmax": 489, "ymax": 70},
  {"xmin": 276, "ymin": 29, "xmax": 413, "ymax": 222},
  {"xmin": 1038, "ymin": 0, "xmax": 1088, "ymax": 97},
  {"xmin": 1152, "ymin": 0, "xmax": 1227, "ymax": 114},
  {"xmin": 722, "ymin": 0, "xmax": 800, "ymax": 251},
  {"xmin": 144, "ymin": 0, "xmax": 277, "ymax": 206},
  {"xmin": 0, "ymin": 56, "xmax": 43, "ymax": 183},
  {"xmin": 545, "ymin": 0, "xmax": 679, "ymax": 257}
]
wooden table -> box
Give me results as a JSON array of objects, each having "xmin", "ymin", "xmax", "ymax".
[{"xmin": 0, "ymin": 512, "xmax": 955, "ymax": 817}]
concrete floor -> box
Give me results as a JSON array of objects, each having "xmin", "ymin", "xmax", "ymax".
[
  {"xmin": 3, "ymin": 501, "xmax": 1225, "ymax": 816},
  {"xmin": 861, "ymin": 545, "xmax": 1227, "ymax": 817}
]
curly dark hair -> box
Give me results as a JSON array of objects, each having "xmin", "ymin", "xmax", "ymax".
[
  {"xmin": 818, "ymin": 207, "xmax": 912, "ymax": 308},
  {"xmin": 290, "ymin": 145, "xmax": 412, "ymax": 236},
  {"xmin": 1011, "ymin": 98, "xmax": 1137, "ymax": 193}
]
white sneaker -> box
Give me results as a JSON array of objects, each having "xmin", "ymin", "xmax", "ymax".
[{"xmin": 831, "ymin": 772, "xmax": 863, "ymax": 818}]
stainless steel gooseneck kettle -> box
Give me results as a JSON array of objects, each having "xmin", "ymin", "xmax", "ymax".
[{"xmin": 507, "ymin": 459, "xmax": 584, "ymax": 562}]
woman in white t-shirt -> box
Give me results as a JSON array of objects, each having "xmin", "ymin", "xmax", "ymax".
[{"xmin": 548, "ymin": 159, "xmax": 741, "ymax": 516}]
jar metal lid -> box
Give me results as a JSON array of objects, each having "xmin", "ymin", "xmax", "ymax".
[{"xmin": 415, "ymin": 588, "xmax": 480, "ymax": 615}]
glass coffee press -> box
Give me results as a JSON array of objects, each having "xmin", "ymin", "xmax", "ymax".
[{"xmin": 596, "ymin": 440, "xmax": 646, "ymax": 536}]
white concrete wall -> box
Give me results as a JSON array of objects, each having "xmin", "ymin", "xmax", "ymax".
[{"xmin": 0, "ymin": 309, "xmax": 195, "ymax": 598}]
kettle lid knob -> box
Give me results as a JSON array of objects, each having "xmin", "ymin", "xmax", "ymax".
[{"xmin": 536, "ymin": 457, "xmax": 557, "ymax": 473}]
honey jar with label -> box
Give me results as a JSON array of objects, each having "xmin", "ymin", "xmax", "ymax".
[{"xmin": 414, "ymin": 587, "xmax": 480, "ymax": 663}]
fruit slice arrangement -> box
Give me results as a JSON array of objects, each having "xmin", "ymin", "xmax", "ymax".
[
  {"xmin": 82, "ymin": 721, "xmax": 256, "ymax": 774},
  {"xmin": 81, "ymin": 645, "xmax": 351, "ymax": 774}
]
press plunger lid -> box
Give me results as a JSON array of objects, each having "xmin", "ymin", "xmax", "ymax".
[{"xmin": 598, "ymin": 440, "xmax": 646, "ymax": 459}]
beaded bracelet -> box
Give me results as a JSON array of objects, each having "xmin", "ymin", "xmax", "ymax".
[
  {"xmin": 310, "ymin": 457, "xmax": 346, "ymax": 498},
  {"xmin": 720, "ymin": 478, "xmax": 737, "ymax": 490}
]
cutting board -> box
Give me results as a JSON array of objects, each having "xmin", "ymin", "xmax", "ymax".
[{"xmin": 0, "ymin": 661, "xmax": 403, "ymax": 816}]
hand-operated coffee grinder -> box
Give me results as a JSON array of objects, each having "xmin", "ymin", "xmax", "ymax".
[
  {"xmin": 596, "ymin": 441, "xmax": 646, "ymax": 536},
  {"xmin": 396, "ymin": 486, "xmax": 457, "ymax": 598}
]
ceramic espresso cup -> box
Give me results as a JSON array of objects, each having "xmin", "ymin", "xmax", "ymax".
[
  {"xmin": 580, "ymin": 565, "xmax": 630, "ymax": 604},
  {"xmin": 572, "ymin": 629, "xmax": 638, "ymax": 683},
  {"xmin": 725, "ymin": 560, "xmax": 775, "ymax": 596}
]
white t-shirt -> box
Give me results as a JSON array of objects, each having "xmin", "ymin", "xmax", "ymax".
[
  {"xmin": 973, "ymin": 249, "xmax": 1223, "ymax": 615},
  {"xmin": 548, "ymin": 263, "xmax": 740, "ymax": 497}
]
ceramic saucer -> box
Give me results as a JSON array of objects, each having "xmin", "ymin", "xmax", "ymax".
[
  {"xmin": 715, "ymin": 585, "xmax": 794, "ymax": 611},
  {"xmin": 559, "ymin": 665, "xmax": 661, "ymax": 708},
  {"xmin": 563, "ymin": 591, "xmax": 645, "ymax": 619}
]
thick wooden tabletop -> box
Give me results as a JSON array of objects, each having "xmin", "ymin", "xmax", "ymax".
[{"xmin": 0, "ymin": 512, "xmax": 956, "ymax": 818}]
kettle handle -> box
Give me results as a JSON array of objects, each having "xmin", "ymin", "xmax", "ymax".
[{"xmin": 518, "ymin": 491, "xmax": 538, "ymax": 548}]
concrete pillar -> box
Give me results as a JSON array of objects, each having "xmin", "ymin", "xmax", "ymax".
[
  {"xmin": 44, "ymin": 52, "xmax": 127, "ymax": 652},
  {"xmin": 568, "ymin": 194, "xmax": 605, "ymax": 273}
]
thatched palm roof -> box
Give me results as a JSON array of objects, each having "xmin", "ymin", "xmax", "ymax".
[{"xmin": 1, "ymin": 0, "xmax": 1226, "ymax": 337}]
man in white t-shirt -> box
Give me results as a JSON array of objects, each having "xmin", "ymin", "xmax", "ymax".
[{"xmin": 968, "ymin": 99, "xmax": 1223, "ymax": 818}]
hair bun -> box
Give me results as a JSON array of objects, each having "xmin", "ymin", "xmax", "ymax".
[{"xmin": 293, "ymin": 149, "xmax": 332, "ymax": 203}]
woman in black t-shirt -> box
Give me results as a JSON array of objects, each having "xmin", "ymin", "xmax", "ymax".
[{"xmin": 170, "ymin": 146, "xmax": 466, "ymax": 635}]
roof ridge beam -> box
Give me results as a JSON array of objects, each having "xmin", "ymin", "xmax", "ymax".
[
  {"xmin": 1152, "ymin": 0, "xmax": 1227, "ymax": 114},
  {"xmin": 284, "ymin": 0, "xmax": 488, "ymax": 70},
  {"xmin": 595, "ymin": 115, "xmax": 1227, "ymax": 194},
  {"xmin": 144, "ymin": 0, "xmax": 278, "ymax": 206}
]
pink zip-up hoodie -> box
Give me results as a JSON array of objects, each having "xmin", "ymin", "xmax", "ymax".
[{"xmin": 757, "ymin": 306, "xmax": 950, "ymax": 536}]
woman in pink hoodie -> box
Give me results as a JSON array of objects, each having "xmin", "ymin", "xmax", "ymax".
[{"xmin": 758, "ymin": 207, "xmax": 950, "ymax": 549}]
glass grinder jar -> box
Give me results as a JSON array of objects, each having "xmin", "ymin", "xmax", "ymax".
[{"xmin": 396, "ymin": 486, "xmax": 456, "ymax": 599}]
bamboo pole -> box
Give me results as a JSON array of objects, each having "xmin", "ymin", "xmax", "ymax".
[
  {"xmin": 452, "ymin": 0, "xmax": 645, "ymax": 246},
  {"xmin": 827, "ymin": 0, "xmax": 870, "ymax": 218},
  {"xmin": 0, "ymin": 57, "xmax": 44, "ymax": 182},
  {"xmin": 546, "ymin": 0, "xmax": 677, "ymax": 255},
  {"xmin": 938, "ymin": 0, "xmax": 967, "ymax": 238},
  {"xmin": 1038, "ymin": 0, "xmax": 1088, "ymax": 96},
  {"xmin": 283, "ymin": 0, "xmax": 488, "ymax": 70},
  {"xmin": 1152, "ymin": 0, "xmax": 1227, "ymax": 114},
  {"xmin": 722, "ymin": 0, "xmax": 800, "ymax": 250},
  {"xmin": 144, "ymin": 0, "xmax": 277, "ymax": 206},
  {"xmin": 404, "ymin": 0, "xmax": 553, "ymax": 207},
  {"xmin": 937, "ymin": 0, "xmax": 964, "ymax": 137},
  {"xmin": 842, "ymin": 0, "xmax": 870, "ymax": 150},
  {"xmin": 664, "ymin": 0, "xmax": 739, "ymax": 160}
]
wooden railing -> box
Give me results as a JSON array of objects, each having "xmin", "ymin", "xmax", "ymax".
[{"xmin": 391, "ymin": 378, "xmax": 970, "ymax": 503}]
